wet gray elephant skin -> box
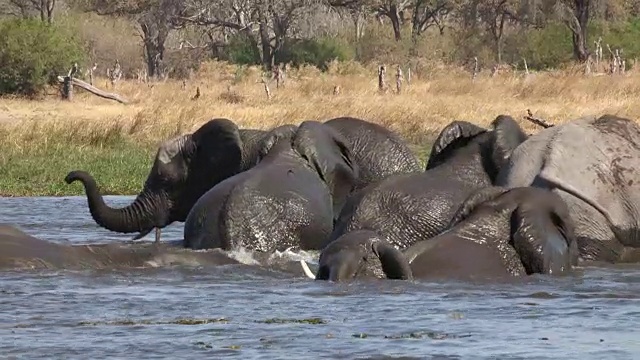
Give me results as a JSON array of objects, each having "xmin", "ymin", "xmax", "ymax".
[
  {"xmin": 183, "ymin": 121, "xmax": 358, "ymax": 252},
  {"xmin": 496, "ymin": 114, "xmax": 640, "ymax": 263},
  {"xmin": 0, "ymin": 224, "xmax": 239, "ymax": 270},
  {"xmin": 65, "ymin": 118, "xmax": 268, "ymax": 243},
  {"xmin": 66, "ymin": 117, "xmax": 420, "ymax": 243},
  {"xmin": 310, "ymin": 187, "xmax": 578, "ymax": 282},
  {"xmin": 328, "ymin": 115, "xmax": 528, "ymax": 250},
  {"xmin": 323, "ymin": 117, "xmax": 421, "ymax": 189}
]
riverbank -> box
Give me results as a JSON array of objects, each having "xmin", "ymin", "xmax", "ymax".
[
  {"xmin": 0, "ymin": 139, "xmax": 431, "ymax": 197},
  {"xmin": 2, "ymin": 60, "xmax": 640, "ymax": 196},
  {"xmin": 0, "ymin": 141, "xmax": 153, "ymax": 196}
]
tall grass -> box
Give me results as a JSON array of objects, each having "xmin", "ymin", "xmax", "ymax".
[{"xmin": 1, "ymin": 60, "xmax": 639, "ymax": 196}]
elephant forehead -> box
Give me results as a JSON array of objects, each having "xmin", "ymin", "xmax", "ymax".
[{"xmin": 157, "ymin": 135, "xmax": 189, "ymax": 164}]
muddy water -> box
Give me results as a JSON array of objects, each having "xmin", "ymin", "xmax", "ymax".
[{"xmin": 1, "ymin": 196, "xmax": 639, "ymax": 359}]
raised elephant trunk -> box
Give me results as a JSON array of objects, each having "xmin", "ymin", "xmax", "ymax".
[{"xmin": 65, "ymin": 171, "xmax": 167, "ymax": 241}]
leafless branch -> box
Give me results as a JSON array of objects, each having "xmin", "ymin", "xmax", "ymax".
[{"xmin": 524, "ymin": 109, "xmax": 554, "ymax": 128}]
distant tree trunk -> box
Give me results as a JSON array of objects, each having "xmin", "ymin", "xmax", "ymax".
[
  {"xmin": 573, "ymin": 1, "xmax": 590, "ymax": 62},
  {"xmin": 39, "ymin": 0, "xmax": 55, "ymax": 23},
  {"xmin": 351, "ymin": 7, "xmax": 365, "ymax": 40},
  {"xmin": 140, "ymin": 21, "xmax": 168, "ymax": 78},
  {"xmin": 271, "ymin": 15, "xmax": 289, "ymax": 66},
  {"xmin": 491, "ymin": 12, "xmax": 507, "ymax": 64},
  {"xmin": 410, "ymin": 1, "xmax": 422, "ymax": 43},
  {"xmin": 565, "ymin": 0, "xmax": 591, "ymax": 62},
  {"xmin": 258, "ymin": 20, "xmax": 273, "ymax": 70},
  {"xmin": 462, "ymin": 0, "xmax": 480, "ymax": 29},
  {"xmin": 389, "ymin": 4, "xmax": 403, "ymax": 41}
]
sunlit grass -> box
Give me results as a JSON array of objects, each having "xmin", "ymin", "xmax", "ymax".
[{"xmin": 1, "ymin": 59, "xmax": 638, "ymax": 196}]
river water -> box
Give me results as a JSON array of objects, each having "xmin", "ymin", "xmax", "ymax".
[{"xmin": 0, "ymin": 196, "xmax": 639, "ymax": 359}]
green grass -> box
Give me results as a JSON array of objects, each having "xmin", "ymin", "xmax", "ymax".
[
  {"xmin": 0, "ymin": 142, "xmax": 154, "ymax": 197},
  {"xmin": 0, "ymin": 140, "xmax": 431, "ymax": 197}
]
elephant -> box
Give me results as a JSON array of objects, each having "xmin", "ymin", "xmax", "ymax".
[
  {"xmin": 322, "ymin": 117, "xmax": 421, "ymax": 189},
  {"xmin": 0, "ymin": 224, "xmax": 239, "ymax": 270},
  {"xmin": 183, "ymin": 120, "xmax": 358, "ymax": 252},
  {"xmin": 65, "ymin": 118, "xmax": 268, "ymax": 243},
  {"xmin": 304, "ymin": 186, "xmax": 578, "ymax": 281},
  {"xmin": 328, "ymin": 115, "xmax": 528, "ymax": 250},
  {"xmin": 495, "ymin": 114, "xmax": 640, "ymax": 263},
  {"xmin": 66, "ymin": 117, "xmax": 420, "ymax": 243}
]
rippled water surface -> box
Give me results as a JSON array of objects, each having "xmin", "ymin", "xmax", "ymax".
[{"xmin": 1, "ymin": 196, "xmax": 640, "ymax": 359}]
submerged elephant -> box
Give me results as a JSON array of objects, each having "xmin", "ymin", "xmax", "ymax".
[
  {"xmin": 496, "ymin": 114, "xmax": 640, "ymax": 263},
  {"xmin": 183, "ymin": 121, "xmax": 358, "ymax": 252},
  {"xmin": 329, "ymin": 115, "xmax": 528, "ymax": 250},
  {"xmin": 0, "ymin": 224, "xmax": 238, "ymax": 270},
  {"xmin": 67, "ymin": 117, "xmax": 420, "ymax": 243},
  {"xmin": 304, "ymin": 187, "xmax": 578, "ymax": 281}
]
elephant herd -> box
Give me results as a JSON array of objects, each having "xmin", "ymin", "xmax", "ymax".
[{"xmin": 3, "ymin": 114, "xmax": 640, "ymax": 282}]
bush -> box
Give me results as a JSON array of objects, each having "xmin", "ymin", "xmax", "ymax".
[
  {"xmin": 279, "ymin": 37, "xmax": 355, "ymax": 70},
  {"xmin": 0, "ymin": 18, "xmax": 86, "ymax": 96},
  {"xmin": 514, "ymin": 23, "xmax": 574, "ymax": 70},
  {"xmin": 226, "ymin": 32, "xmax": 261, "ymax": 66}
]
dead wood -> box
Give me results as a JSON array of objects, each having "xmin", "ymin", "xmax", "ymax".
[
  {"xmin": 57, "ymin": 74, "xmax": 129, "ymax": 104},
  {"xmin": 524, "ymin": 109, "xmax": 554, "ymax": 128}
]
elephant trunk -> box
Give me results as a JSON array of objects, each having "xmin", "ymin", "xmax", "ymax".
[
  {"xmin": 373, "ymin": 241, "xmax": 413, "ymax": 280},
  {"xmin": 511, "ymin": 205, "xmax": 575, "ymax": 275},
  {"xmin": 65, "ymin": 171, "xmax": 167, "ymax": 235}
]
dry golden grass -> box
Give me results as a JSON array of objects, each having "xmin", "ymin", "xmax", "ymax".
[{"xmin": 2, "ymin": 59, "xmax": 640, "ymax": 149}]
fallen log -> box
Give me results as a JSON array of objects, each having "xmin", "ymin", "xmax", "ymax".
[{"xmin": 57, "ymin": 75, "xmax": 129, "ymax": 104}]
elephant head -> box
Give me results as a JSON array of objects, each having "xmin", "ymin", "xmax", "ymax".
[
  {"xmin": 439, "ymin": 186, "xmax": 579, "ymax": 275},
  {"xmin": 306, "ymin": 230, "xmax": 413, "ymax": 281},
  {"xmin": 256, "ymin": 124, "xmax": 299, "ymax": 161},
  {"xmin": 282, "ymin": 121, "xmax": 359, "ymax": 218},
  {"xmin": 425, "ymin": 115, "xmax": 528, "ymax": 182},
  {"xmin": 65, "ymin": 118, "xmax": 260, "ymax": 241}
]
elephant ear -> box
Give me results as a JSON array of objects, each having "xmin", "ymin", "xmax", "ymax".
[
  {"xmin": 510, "ymin": 190, "xmax": 578, "ymax": 275},
  {"xmin": 256, "ymin": 124, "xmax": 298, "ymax": 162},
  {"xmin": 293, "ymin": 121, "xmax": 359, "ymax": 217},
  {"xmin": 448, "ymin": 186, "xmax": 510, "ymax": 227},
  {"xmin": 372, "ymin": 240, "xmax": 413, "ymax": 280},
  {"xmin": 188, "ymin": 118, "xmax": 244, "ymax": 183},
  {"xmin": 156, "ymin": 135, "xmax": 189, "ymax": 166},
  {"xmin": 426, "ymin": 121, "xmax": 487, "ymax": 170},
  {"xmin": 490, "ymin": 115, "xmax": 528, "ymax": 171},
  {"xmin": 152, "ymin": 134, "xmax": 192, "ymax": 184}
]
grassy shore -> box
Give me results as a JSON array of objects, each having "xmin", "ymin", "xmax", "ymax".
[
  {"xmin": 0, "ymin": 142, "xmax": 153, "ymax": 196},
  {"xmin": 1, "ymin": 60, "xmax": 640, "ymax": 197}
]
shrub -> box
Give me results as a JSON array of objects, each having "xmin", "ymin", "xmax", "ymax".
[
  {"xmin": 512, "ymin": 23, "xmax": 574, "ymax": 70},
  {"xmin": 226, "ymin": 32, "xmax": 262, "ymax": 66},
  {"xmin": 280, "ymin": 37, "xmax": 355, "ymax": 70},
  {"xmin": 0, "ymin": 18, "xmax": 86, "ymax": 96}
]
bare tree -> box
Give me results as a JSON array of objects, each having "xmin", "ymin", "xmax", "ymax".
[
  {"xmin": 4, "ymin": 0, "xmax": 55, "ymax": 22},
  {"xmin": 82, "ymin": 0, "xmax": 186, "ymax": 78},
  {"xmin": 478, "ymin": 0, "xmax": 517, "ymax": 63},
  {"xmin": 180, "ymin": 0, "xmax": 314, "ymax": 69},
  {"xmin": 327, "ymin": 0, "xmax": 372, "ymax": 40},
  {"xmin": 558, "ymin": 0, "xmax": 592, "ymax": 62},
  {"xmin": 411, "ymin": 0, "xmax": 456, "ymax": 42},
  {"xmin": 374, "ymin": 0, "xmax": 411, "ymax": 41}
]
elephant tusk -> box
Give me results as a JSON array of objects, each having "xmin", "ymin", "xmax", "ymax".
[{"xmin": 299, "ymin": 260, "xmax": 315, "ymax": 279}]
